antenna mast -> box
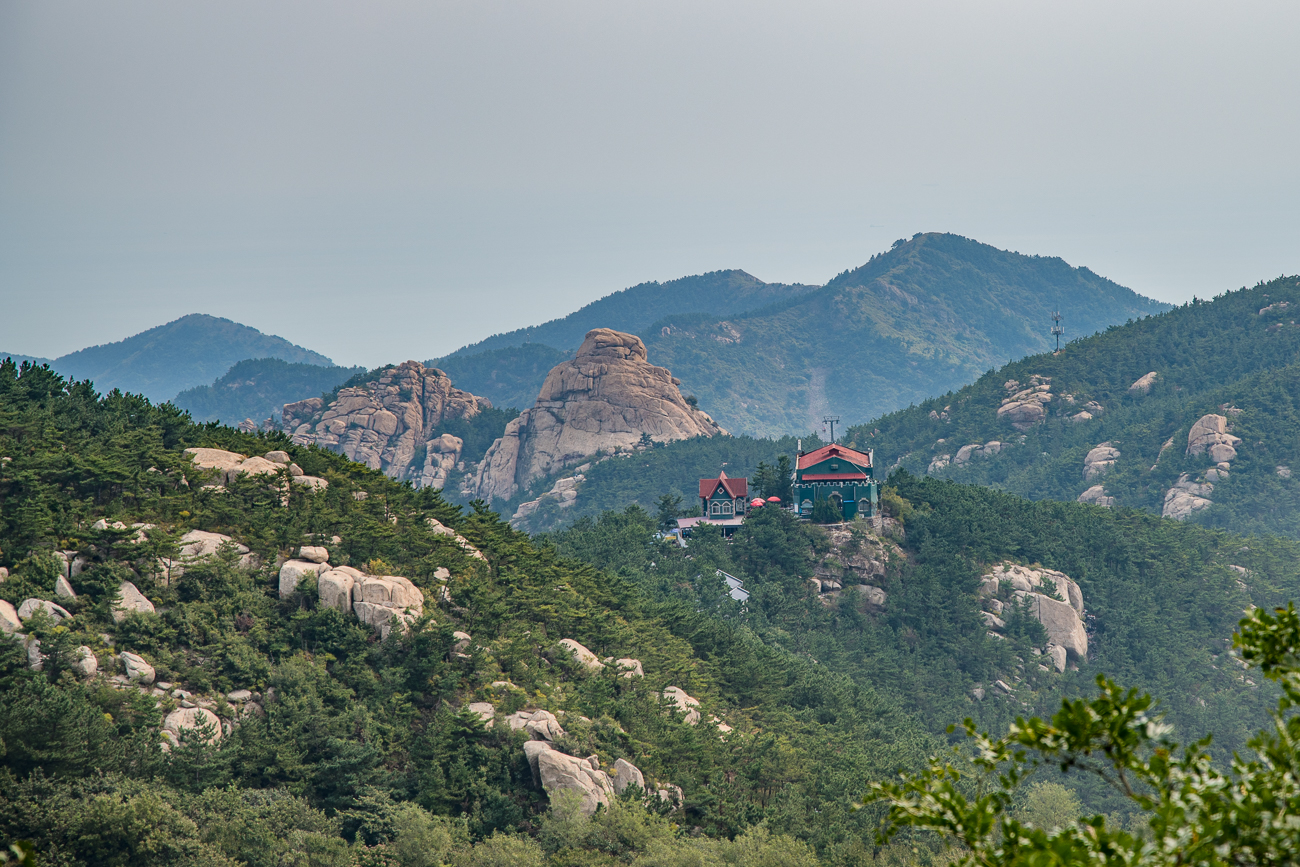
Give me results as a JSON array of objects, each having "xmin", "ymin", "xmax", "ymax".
[
  {"xmin": 822, "ymin": 415, "xmax": 840, "ymax": 444},
  {"xmin": 1050, "ymin": 311, "xmax": 1064, "ymax": 352}
]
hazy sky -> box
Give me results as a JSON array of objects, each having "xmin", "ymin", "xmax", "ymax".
[{"xmin": 2, "ymin": 1, "xmax": 1297, "ymax": 367}]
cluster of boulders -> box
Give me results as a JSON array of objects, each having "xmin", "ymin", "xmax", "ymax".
[
  {"xmin": 998, "ymin": 376, "xmax": 1053, "ymax": 430},
  {"xmin": 1067, "ymin": 400, "xmax": 1106, "ymax": 423},
  {"xmin": 1077, "ymin": 486, "xmax": 1116, "ymax": 508},
  {"xmin": 282, "ymin": 361, "xmax": 487, "ymax": 490},
  {"xmin": 186, "ymin": 447, "xmax": 327, "ymax": 492},
  {"xmin": 473, "ymin": 329, "xmax": 724, "ymax": 503},
  {"xmin": 1163, "ymin": 413, "xmax": 1242, "ymax": 520},
  {"xmin": 278, "ymin": 547, "xmax": 427, "ymax": 639},
  {"xmin": 1082, "ymin": 442, "xmax": 1120, "ymax": 501},
  {"xmin": 511, "ymin": 474, "xmax": 585, "ymax": 525},
  {"xmin": 807, "ymin": 524, "xmax": 894, "ymax": 610},
  {"xmin": 978, "ymin": 563, "xmax": 1087, "ymax": 672}
]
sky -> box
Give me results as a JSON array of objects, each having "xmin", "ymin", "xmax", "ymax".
[{"xmin": 1, "ymin": 1, "xmax": 1298, "ymax": 368}]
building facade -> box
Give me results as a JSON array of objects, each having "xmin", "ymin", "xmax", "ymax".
[
  {"xmin": 793, "ymin": 443, "xmax": 877, "ymax": 520},
  {"xmin": 699, "ymin": 470, "xmax": 749, "ymax": 519}
]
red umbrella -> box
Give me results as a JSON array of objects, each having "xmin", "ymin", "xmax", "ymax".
[
  {"xmin": 750, "ymin": 498, "xmax": 765, "ymax": 508},
  {"xmin": 767, "ymin": 496, "xmax": 781, "ymax": 502}
]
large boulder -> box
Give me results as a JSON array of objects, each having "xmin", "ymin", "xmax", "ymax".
[
  {"xmin": 278, "ymin": 560, "xmax": 328, "ymax": 598},
  {"xmin": 523, "ymin": 740, "xmax": 554, "ymax": 785},
  {"xmin": 1129, "ymin": 372, "xmax": 1158, "ymax": 394},
  {"xmin": 318, "ymin": 569, "xmax": 356, "ymax": 614},
  {"xmin": 184, "ymin": 448, "xmax": 247, "ymax": 483},
  {"xmin": 0, "ymin": 600, "xmax": 21, "ymax": 634},
  {"xmin": 981, "ymin": 563, "xmax": 1088, "ymax": 663},
  {"xmin": 997, "ymin": 379, "xmax": 1053, "ymax": 431},
  {"xmin": 612, "ymin": 757, "xmax": 646, "ymax": 794},
  {"xmin": 352, "ymin": 576, "xmax": 424, "ymax": 637},
  {"xmin": 1077, "ymin": 485, "xmax": 1116, "ymax": 507},
  {"xmin": 663, "ymin": 687, "xmax": 702, "ymax": 725},
  {"xmin": 1186, "ymin": 414, "xmax": 1241, "ymax": 461},
  {"xmin": 1163, "ymin": 474, "xmax": 1215, "ymax": 520},
  {"xmin": 1083, "ymin": 443, "xmax": 1120, "ymax": 481},
  {"xmin": 1019, "ymin": 592, "xmax": 1088, "ymax": 660},
  {"xmin": 112, "ymin": 581, "xmax": 155, "ymax": 622},
  {"xmin": 120, "ymin": 651, "xmax": 155, "ymax": 684},
  {"xmin": 160, "ymin": 529, "xmax": 254, "ymax": 581},
  {"xmin": 72, "ymin": 646, "xmax": 98, "ymax": 678},
  {"xmin": 559, "ymin": 639, "xmax": 605, "ymax": 671},
  {"xmin": 17, "ymin": 598, "xmax": 72, "ymax": 623},
  {"xmin": 283, "ymin": 361, "xmax": 486, "ymax": 490},
  {"xmin": 298, "ymin": 546, "xmax": 330, "ymax": 564},
  {"xmin": 163, "ymin": 707, "xmax": 222, "ymax": 744},
  {"xmin": 473, "ymin": 329, "xmax": 723, "ymax": 502},
  {"xmin": 524, "ymin": 710, "xmax": 566, "ymax": 742},
  {"xmin": 536, "ymin": 749, "xmax": 615, "ymax": 816}
]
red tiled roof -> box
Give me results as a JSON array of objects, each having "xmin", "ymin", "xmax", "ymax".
[
  {"xmin": 799, "ymin": 472, "xmax": 868, "ymax": 482},
  {"xmin": 699, "ymin": 470, "xmax": 748, "ymax": 500},
  {"xmin": 796, "ymin": 443, "xmax": 872, "ymax": 471}
]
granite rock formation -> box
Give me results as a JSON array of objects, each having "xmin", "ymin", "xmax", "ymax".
[
  {"xmin": 473, "ymin": 329, "xmax": 723, "ymax": 502},
  {"xmin": 283, "ymin": 361, "xmax": 486, "ymax": 490},
  {"xmin": 979, "ymin": 563, "xmax": 1087, "ymax": 669},
  {"xmin": 998, "ymin": 375, "xmax": 1053, "ymax": 430}
]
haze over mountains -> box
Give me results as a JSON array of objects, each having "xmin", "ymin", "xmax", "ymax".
[{"xmin": 3, "ymin": 234, "xmax": 1167, "ymax": 438}]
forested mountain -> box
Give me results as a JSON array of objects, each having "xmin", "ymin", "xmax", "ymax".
[
  {"xmin": 173, "ymin": 358, "xmax": 365, "ymax": 425},
  {"xmin": 847, "ymin": 274, "xmax": 1300, "ymax": 539},
  {"xmin": 3, "ymin": 358, "xmax": 1298, "ymax": 864},
  {"xmin": 436, "ymin": 234, "xmax": 1167, "ymax": 437},
  {"xmin": 642, "ymin": 233, "xmax": 1168, "ymax": 436},
  {"xmin": 49, "ymin": 314, "xmax": 333, "ymax": 402}
]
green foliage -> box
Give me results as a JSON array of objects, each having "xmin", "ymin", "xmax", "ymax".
[
  {"xmin": 433, "ymin": 344, "xmax": 570, "ymax": 413},
  {"xmin": 173, "ymin": 358, "xmax": 364, "ymax": 425},
  {"xmin": 642, "ymin": 233, "xmax": 1167, "ymax": 436},
  {"xmin": 852, "ymin": 274, "xmax": 1300, "ymax": 540},
  {"xmin": 869, "ymin": 604, "xmax": 1300, "ymax": 865}
]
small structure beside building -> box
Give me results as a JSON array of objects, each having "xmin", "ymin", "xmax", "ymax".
[
  {"xmin": 794, "ymin": 443, "xmax": 877, "ymax": 520},
  {"xmin": 699, "ymin": 470, "xmax": 749, "ymax": 519},
  {"xmin": 716, "ymin": 569, "xmax": 749, "ymax": 603}
]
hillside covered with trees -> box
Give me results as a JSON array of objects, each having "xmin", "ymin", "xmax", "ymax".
[
  {"xmin": 847, "ymin": 274, "xmax": 1300, "ymax": 539},
  {"xmin": 173, "ymin": 358, "xmax": 365, "ymax": 426}
]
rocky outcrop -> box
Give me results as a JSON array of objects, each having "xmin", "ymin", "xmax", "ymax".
[
  {"xmin": 507, "ymin": 709, "xmax": 566, "ymax": 741},
  {"xmin": 1083, "ymin": 443, "xmax": 1120, "ymax": 481},
  {"xmin": 283, "ymin": 362, "xmax": 486, "ymax": 490},
  {"xmin": 1163, "ymin": 474, "xmax": 1215, "ymax": 520},
  {"xmin": 998, "ymin": 376, "xmax": 1052, "ymax": 430},
  {"xmin": 512, "ymin": 474, "xmax": 584, "ymax": 525},
  {"xmin": 120, "ymin": 651, "xmax": 155, "ymax": 684},
  {"xmin": 353, "ymin": 575, "xmax": 424, "ymax": 638},
  {"xmin": 185, "ymin": 448, "xmax": 326, "ymax": 491},
  {"xmin": 473, "ymin": 329, "xmax": 722, "ymax": 502},
  {"xmin": 809, "ymin": 523, "xmax": 900, "ymax": 607},
  {"xmin": 160, "ymin": 529, "xmax": 256, "ymax": 581},
  {"xmin": 1129, "ymin": 372, "xmax": 1158, "ymax": 395},
  {"xmin": 17, "ymin": 598, "xmax": 72, "ymax": 623},
  {"xmin": 1077, "ymin": 485, "xmax": 1116, "ymax": 507},
  {"xmin": 163, "ymin": 707, "xmax": 222, "ymax": 745},
  {"xmin": 1186, "ymin": 414, "xmax": 1241, "ymax": 462},
  {"xmin": 426, "ymin": 518, "xmax": 487, "ymax": 562},
  {"xmin": 279, "ymin": 559, "xmax": 328, "ymax": 597},
  {"xmin": 537, "ymin": 750, "xmax": 616, "ymax": 816},
  {"xmin": 979, "ymin": 563, "xmax": 1087, "ymax": 668},
  {"xmin": 954, "ymin": 441, "xmax": 1002, "ymax": 466},
  {"xmin": 663, "ymin": 687, "xmax": 702, "ymax": 725},
  {"xmin": 72, "ymin": 646, "xmax": 98, "ymax": 678},
  {"xmin": 111, "ymin": 581, "xmax": 156, "ymax": 622},
  {"xmin": 0, "ymin": 601, "xmax": 21, "ymax": 634},
  {"xmin": 559, "ymin": 638, "xmax": 604, "ymax": 671},
  {"xmin": 612, "ymin": 758, "xmax": 646, "ymax": 794}
]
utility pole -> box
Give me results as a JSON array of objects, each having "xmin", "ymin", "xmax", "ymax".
[
  {"xmin": 822, "ymin": 415, "xmax": 840, "ymax": 444},
  {"xmin": 1050, "ymin": 311, "xmax": 1064, "ymax": 352}
]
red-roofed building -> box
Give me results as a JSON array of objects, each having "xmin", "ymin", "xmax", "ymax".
[
  {"xmin": 699, "ymin": 470, "xmax": 749, "ymax": 519},
  {"xmin": 793, "ymin": 443, "xmax": 877, "ymax": 520}
]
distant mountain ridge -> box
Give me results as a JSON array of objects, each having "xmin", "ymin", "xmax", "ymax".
[
  {"xmin": 173, "ymin": 358, "xmax": 365, "ymax": 425},
  {"xmin": 49, "ymin": 314, "xmax": 332, "ymax": 402},
  {"xmin": 641, "ymin": 233, "xmax": 1169, "ymax": 436}
]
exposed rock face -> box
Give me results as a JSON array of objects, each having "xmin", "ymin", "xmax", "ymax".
[
  {"xmin": 1077, "ymin": 485, "xmax": 1116, "ymax": 507},
  {"xmin": 112, "ymin": 582, "xmax": 156, "ymax": 622},
  {"xmin": 1129, "ymin": 372, "xmax": 1158, "ymax": 394},
  {"xmin": 979, "ymin": 563, "xmax": 1087, "ymax": 664},
  {"xmin": 17, "ymin": 598, "xmax": 72, "ymax": 623},
  {"xmin": 55, "ymin": 576, "xmax": 77, "ymax": 598},
  {"xmin": 72, "ymin": 646, "xmax": 98, "ymax": 678},
  {"xmin": 278, "ymin": 560, "xmax": 327, "ymax": 598},
  {"xmin": 662, "ymin": 687, "xmax": 702, "ymax": 725},
  {"xmin": 1163, "ymin": 474, "xmax": 1215, "ymax": 520},
  {"xmin": 1083, "ymin": 443, "xmax": 1120, "ymax": 481},
  {"xmin": 298, "ymin": 546, "xmax": 329, "ymax": 564},
  {"xmin": 353, "ymin": 576, "xmax": 424, "ymax": 637},
  {"xmin": 927, "ymin": 454, "xmax": 951, "ymax": 474},
  {"xmin": 318, "ymin": 569, "xmax": 356, "ymax": 614},
  {"xmin": 954, "ymin": 441, "xmax": 1002, "ymax": 466},
  {"xmin": 160, "ymin": 529, "xmax": 255, "ymax": 581},
  {"xmin": 0, "ymin": 600, "xmax": 21, "ymax": 634},
  {"xmin": 537, "ymin": 749, "xmax": 615, "ymax": 816},
  {"xmin": 473, "ymin": 329, "xmax": 722, "ymax": 502},
  {"xmin": 809, "ymin": 523, "xmax": 900, "ymax": 606},
  {"xmin": 164, "ymin": 707, "xmax": 221, "ymax": 744},
  {"xmin": 559, "ymin": 638, "xmax": 604, "ymax": 671},
  {"xmin": 512, "ymin": 474, "xmax": 584, "ymax": 525},
  {"xmin": 613, "ymin": 757, "xmax": 646, "ymax": 794},
  {"xmin": 283, "ymin": 362, "xmax": 486, "ymax": 490},
  {"xmin": 1187, "ymin": 414, "xmax": 1241, "ymax": 461},
  {"xmin": 120, "ymin": 651, "xmax": 155, "ymax": 684},
  {"xmin": 998, "ymin": 376, "xmax": 1052, "ymax": 430}
]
